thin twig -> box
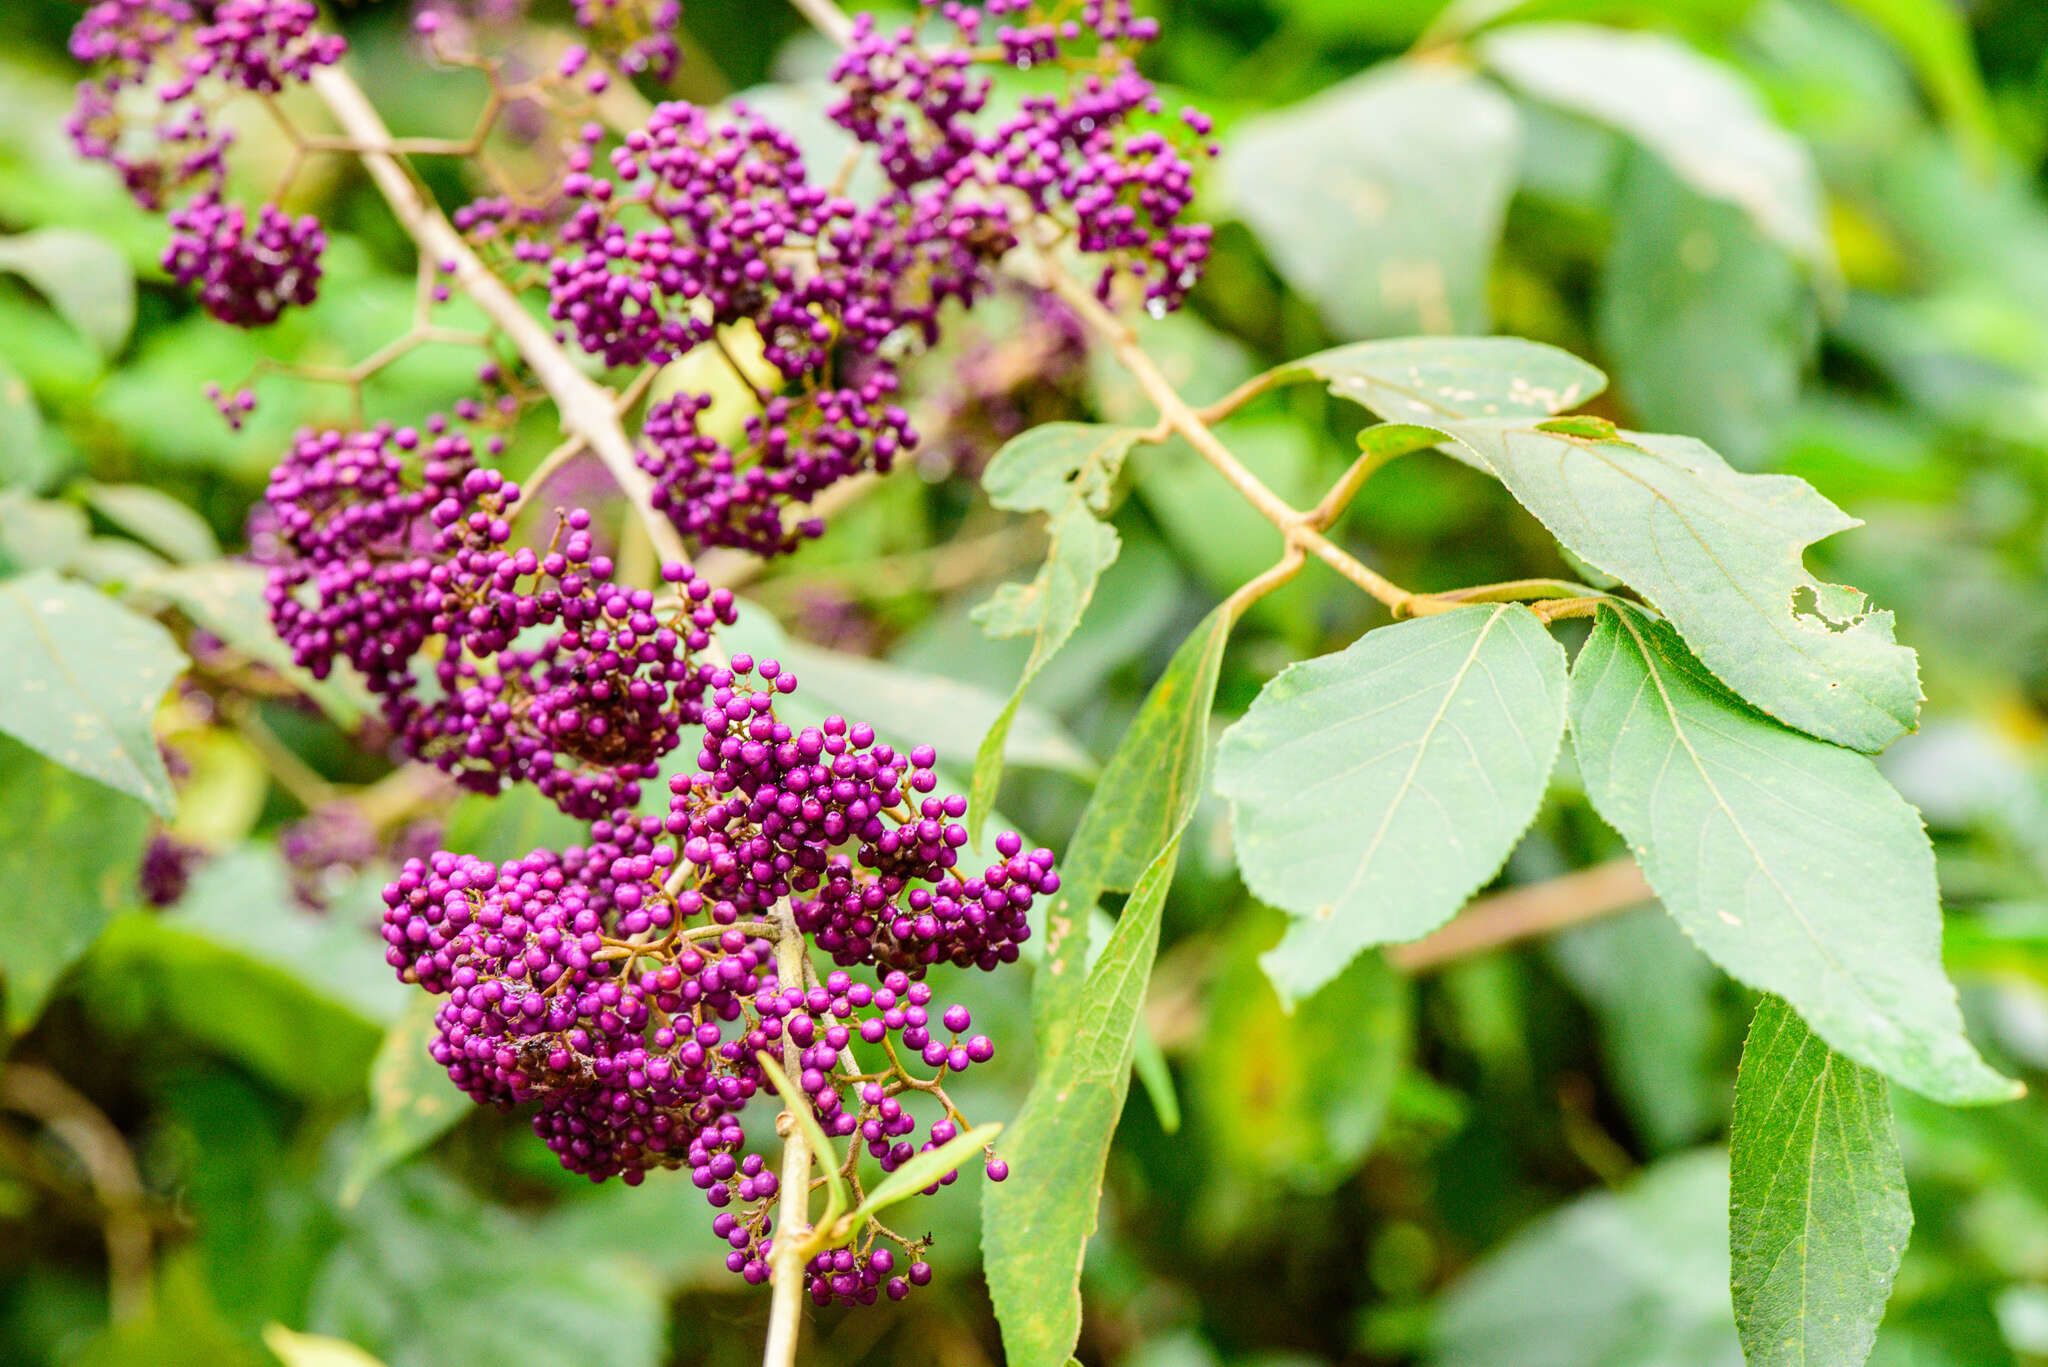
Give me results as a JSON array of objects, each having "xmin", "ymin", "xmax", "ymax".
[
  {"xmin": 0, "ymin": 1065, "xmax": 153, "ymax": 1323},
  {"xmin": 306, "ymin": 65, "xmax": 692, "ymax": 572},
  {"xmin": 1385, "ymin": 858, "xmax": 1654, "ymax": 972}
]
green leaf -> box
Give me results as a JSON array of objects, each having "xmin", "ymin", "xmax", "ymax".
[
  {"xmin": 0, "ymin": 568, "xmax": 187, "ymax": 814},
  {"xmin": 0, "ymin": 735, "xmax": 150, "ymax": 1034},
  {"xmin": 164, "ymin": 848, "xmax": 411, "ymax": 1028},
  {"xmin": 0, "ymin": 357, "xmax": 54, "ymax": 491},
  {"xmin": 264, "ymin": 1325, "xmax": 390, "ymax": 1367},
  {"xmin": 1216, "ymin": 605, "xmax": 1567, "ymax": 1003},
  {"xmin": 1283, "ymin": 334, "xmax": 1607, "ymax": 432},
  {"xmin": 1443, "ymin": 420, "xmax": 1920, "ymax": 751},
  {"xmin": 1479, "ymin": 23, "xmax": 1828, "ymax": 265},
  {"xmin": 845, "ymin": 1122, "xmax": 1002, "ymax": 1228},
  {"xmin": 1219, "ymin": 61, "xmax": 1521, "ymax": 337},
  {"xmin": 1831, "ymin": 0, "xmax": 2000, "ymax": 178},
  {"xmin": 1730, "ymin": 995, "xmax": 1912, "ymax": 1367},
  {"xmin": 970, "ymin": 423, "xmax": 1144, "ymax": 841},
  {"xmin": 1197, "ymin": 907, "xmax": 1410, "ymax": 1189},
  {"xmin": 0, "ymin": 227, "xmax": 136, "ymax": 356},
  {"xmin": 310, "ymin": 1166, "xmax": 665, "ymax": 1367},
  {"xmin": 1432, "ymin": 1150, "xmax": 1741, "ymax": 1367},
  {"xmin": 137, "ymin": 562, "xmax": 376, "ymax": 731},
  {"xmin": 1033, "ymin": 600, "xmax": 1235, "ymax": 1046},
  {"xmin": 338, "ymin": 995, "xmax": 469, "ymax": 1208},
  {"xmin": 1567, "ymin": 605, "xmax": 2013, "ymax": 1104},
  {"xmin": 441, "ymin": 782, "xmax": 589, "ymax": 863},
  {"xmin": 984, "ymin": 834, "xmax": 1183, "ymax": 1367},
  {"xmin": 82, "ymin": 482, "xmax": 223, "ymax": 563},
  {"xmin": 1595, "ymin": 151, "xmax": 1816, "ymax": 467}
]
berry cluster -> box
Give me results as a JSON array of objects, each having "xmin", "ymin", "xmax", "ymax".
[
  {"xmin": 381, "ymin": 655, "xmax": 1044, "ymax": 1303},
  {"xmin": 68, "ymin": 0, "xmax": 345, "ymax": 325},
  {"xmin": 262, "ymin": 420, "xmax": 736, "ymax": 820},
  {"xmin": 515, "ymin": 0, "xmax": 1212, "ymax": 558}
]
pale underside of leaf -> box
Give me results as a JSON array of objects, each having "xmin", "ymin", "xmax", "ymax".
[
  {"xmin": 1215, "ymin": 605, "xmax": 1567, "ymax": 1003},
  {"xmin": 1567, "ymin": 605, "xmax": 2011, "ymax": 1104},
  {"xmin": 1444, "ymin": 421, "xmax": 1919, "ymax": 752}
]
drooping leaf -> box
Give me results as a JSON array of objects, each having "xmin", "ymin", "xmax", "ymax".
[
  {"xmin": 0, "ymin": 226, "xmax": 137, "ymax": 356},
  {"xmin": 1479, "ymin": 23, "xmax": 1829, "ymax": 265},
  {"xmin": 338, "ymin": 995, "xmax": 470, "ymax": 1207},
  {"xmin": 1280, "ymin": 335, "xmax": 1607, "ymax": 426},
  {"xmin": 1595, "ymin": 150, "xmax": 1816, "ymax": 467},
  {"xmin": 0, "ymin": 568, "xmax": 187, "ymax": 813},
  {"xmin": 1444, "ymin": 420, "xmax": 1920, "ymax": 751},
  {"xmin": 1730, "ymin": 994, "xmax": 1912, "ymax": 1367},
  {"xmin": 1216, "ymin": 605, "xmax": 1567, "ymax": 1003},
  {"xmin": 1567, "ymin": 605, "xmax": 2012, "ymax": 1104},
  {"xmin": 1031, "ymin": 599, "xmax": 1235, "ymax": 1045},
  {"xmin": 969, "ymin": 423, "xmax": 1144, "ymax": 839},
  {"xmin": 984, "ymin": 834, "xmax": 1182, "ymax": 1367},
  {"xmin": 82, "ymin": 482, "xmax": 223, "ymax": 563},
  {"xmin": 1432, "ymin": 1150, "xmax": 1742, "ymax": 1367},
  {"xmin": 1219, "ymin": 61, "xmax": 1521, "ymax": 337},
  {"xmin": 1197, "ymin": 906, "xmax": 1411, "ymax": 1190},
  {"xmin": 0, "ymin": 735, "xmax": 150, "ymax": 1035}
]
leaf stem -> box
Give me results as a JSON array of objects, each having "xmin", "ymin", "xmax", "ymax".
[{"xmin": 1031, "ymin": 251, "xmax": 1428, "ymax": 616}]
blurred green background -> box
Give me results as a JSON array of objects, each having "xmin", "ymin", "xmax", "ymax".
[{"xmin": 5, "ymin": 1, "xmax": 2048, "ymax": 1364}]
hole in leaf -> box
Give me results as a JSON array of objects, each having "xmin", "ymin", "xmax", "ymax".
[{"xmin": 1788, "ymin": 585, "xmax": 1865, "ymax": 634}]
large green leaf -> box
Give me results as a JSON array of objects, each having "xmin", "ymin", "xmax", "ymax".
[
  {"xmin": 970, "ymin": 423, "xmax": 1144, "ymax": 839},
  {"xmin": 309, "ymin": 1166, "xmax": 665, "ymax": 1367},
  {"xmin": 1567, "ymin": 605, "xmax": 2012, "ymax": 1104},
  {"xmin": 82, "ymin": 482, "xmax": 222, "ymax": 563},
  {"xmin": 338, "ymin": 995, "xmax": 469, "ymax": 1207},
  {"xmin": 0, "ymin": 568, "xmax": 187, "ymax": 813},
  {"xmin": 1444, "ymin": 421, "xmax": 1919, "ymax": 751},
  {"xmin": 0, "ymin": 227, "xmax": 136, "ymax": 357},
  {"xmin": 0, "ymin": 735, "xmax": 150, "ymax": 1034},
  {"xmin": 1217, "ymin": 605, "xmax": 1567, "ymax": 1003},
  {"xmin": 1433, "ymin": 1150, "xmax": 1741, "ymax": 1367},
  {"xmin": 1730, "ymin": 995, "xmax": 1911, "ymax": 1367},
  {"xmin": 1025, "ymin": 598, "xmax": 1234, "ymax": 1052},
  {"xmin": 985, "ymin": 596, "xmax": 1246, "ymax": 1367},
  {"xmin": 1595, "ymin": 151, "xmax": 1816, "ymax": 467},
  {"xmin": 983, "ymin": 835, "xmax": 1181, "ymax": 1367},
  {"xmin": 1282, "ymin": 335, "xmax": 1607, "ymax": 426},
  {"xmin": 1219, "ymin": 61, "xmax": 1521, "ymax": 337},
  {"xmin": 1479, "ymin": 23, "xmax": 1828, "ymax": 265}
]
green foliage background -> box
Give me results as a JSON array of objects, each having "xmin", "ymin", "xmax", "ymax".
[{"xmin": 6, "ymin": 1, "xmax": 2048, "ymax": 1364}]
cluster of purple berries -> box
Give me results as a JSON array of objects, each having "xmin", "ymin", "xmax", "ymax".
[
  {"xmin": 68, "ymin": 0, "xmax": 345, "ymax": 325},
  {"xmin": 829, "ymin": 0, "xmax": 1215, "ymax": 310},
  {"xmin": 380, "ymin": 655, "xmax": 1045, "ymax": 1303},
  {"xmin": 261, "ymin": 419, "xmax": 736, "ymax": 820},
  {"xmin": 517, "ymin": 0, "xmax": 1211, "ymax": 557}
]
